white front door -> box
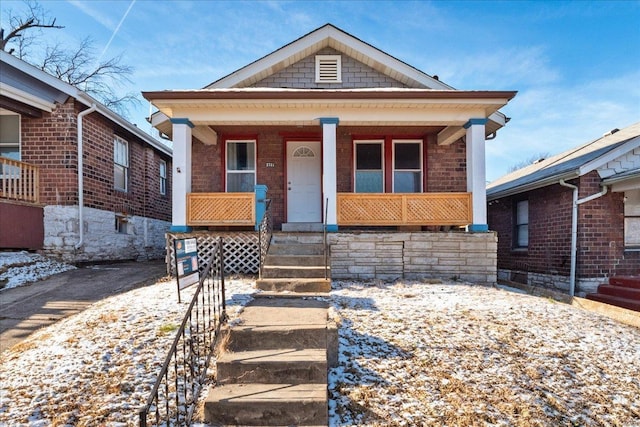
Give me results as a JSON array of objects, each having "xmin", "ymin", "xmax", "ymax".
[{"xmin": 286, "ymin": 141, "xmax": 322, "ymax": 222}]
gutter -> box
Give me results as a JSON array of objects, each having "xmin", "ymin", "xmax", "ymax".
[
  {"xmin": 75, "ymin": 104, "xmax": 97, "ymax": 250},
  {"xmin": 559, "ymin": 179, "xmax": 608, "ymax": 296}
]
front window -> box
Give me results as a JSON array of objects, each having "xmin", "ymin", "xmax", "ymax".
[
  {"xmin": 114, "ymin": 136, "xmax": 129, "ymax": 192},
  {"xmin": 624, "ymin": 189, "xmax": 640, "ymax": 248},
  {"xmin": 0, "ymin": 112, "xmax": 20, "ymax": 174},
  {"xmin": 226, "ymin": 140, "xmax": 256, "ymax": 192},
  {"xmin": 514, "ymin": 199, "xmax": 529, "ymax": 248},
  {"xmin": 393, "ymin": 140, "xmax": 422, "ymax": 193},
  {"xmin": 355, "ymin": 141, "xmax": 384, "ymax": 193},
  {"xmin": 159, "ymin": 160, "xmax": 167, "ymax": 195}
]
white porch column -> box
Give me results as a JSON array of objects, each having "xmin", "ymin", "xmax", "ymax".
[
  {"xmin": 320, "ymin": 117, "xmax": 339, "ymax": 231},
  {"xmin": 170, "ymin": 118, "xmax": 194, "ymax": 232},
  {"xmin": 465, "ymin": 118, "xmax": 488, "ymax": 232}
]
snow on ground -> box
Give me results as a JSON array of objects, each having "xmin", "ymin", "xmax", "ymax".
[
  {"xmin": 1, "ymin": 274, "xmax": 639, "ymax": 426},
  {"xmin": 328, "ymin": 280, "xmax": 640, "ymax": 426},
  {"xmin": 0, "ymin": 251, "xmax": 76, "ymax": 290}
]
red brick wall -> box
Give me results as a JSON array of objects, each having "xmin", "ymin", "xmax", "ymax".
[
  {"xmin": 488, "ymin": 172, "xmax": 639, "ymax": 282},
  {"xmin": 20, "ymin": 99, "xmax": 172, "ymax": 222},
  {"xmin": 193, "ymin": 125, "xmax": 467, "ymax": 228}
]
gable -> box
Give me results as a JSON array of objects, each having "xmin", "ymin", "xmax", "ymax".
[
  {"xmin": 598, "ymin": 146, "xmax": 640, "ymax": 179},
  {"xmin": 250, "ymin": 47, "xmax": 420, "ymax": 90}
]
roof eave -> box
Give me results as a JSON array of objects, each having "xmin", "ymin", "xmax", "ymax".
[{"xmin": 487, "ymin": 171, "xmax": 579, "ymax": 201}]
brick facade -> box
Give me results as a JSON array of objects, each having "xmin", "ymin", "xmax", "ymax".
[
  {"xmin": 190, "ymin": 125, "xmax": 466, "ymax": 229},
  {"xmin": 488, "ymin": 172, "xmax": 639, "ymax": 293},
  {"xmin": 20, "ymin": 99, "xmax": 172, "ymax": 221}
]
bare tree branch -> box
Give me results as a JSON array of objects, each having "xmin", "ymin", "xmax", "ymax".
[{"xmin": 1, "ymin": 1, "xmax": 137, "ymax": 117}]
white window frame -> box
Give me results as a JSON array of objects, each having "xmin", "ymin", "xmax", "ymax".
[
  {"xmin": 392, "ymin": 139, "xmax": 423, "ymax": 193},
  {"xmin": 354, "ymin": 140, "xmax": 384, "ymax": 193},
  {"xmin": 225, "ymin": 140, "xmax": 256, "ymax": 192},
  {"xmin": 159, "ymin": 160, "xmax": 167, "ymax": 195},
  {"xmin": 514, "ymin": 199, "xmax": 529, "ymax": 249},
  {"xmin": 624, "ymin": 189, "xmax": 640, "ymax": 248},
  {"xmin": 114, "ymin": 136, "xmax": 129, "ymax": 192},
  {"xmin": 0, "ymin": 110, "xmax": 21, "ymax": 166},
  {"xmin": 315, "ymin": 54, "xmax": 342, "ymax": 83}
]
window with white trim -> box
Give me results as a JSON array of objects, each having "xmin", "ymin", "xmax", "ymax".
[
  {"xmin": 0, "ymin": 111, "xmax": 20, "ymax": 166},
  {"xmin": 514, "ymin": 200, "xmax": 529, "ymax": 248},
  {"xmin": 114, "ymin": 136, "xmax": 129, "ymax": 192},
  {"xmin": 354, "ymin": 141, "xmax": 384, "ymax": 193},
  {"xmin": 393, "ymin": 140, "xmax": 422, "ymax": 193},
  {"xmin": 624, "ymin": 189, "xmax": 640, "ymax": 248},
  {"xmin": 159, "ymin": 160, "xmax": 167, "ymax": 195},
  {"xmin": 226, "ymin": 140, "xmax": 256, "ymax": 192},
  {"xmin": 315, "ymin": 55, "xmax": 341, "ymax": 83}
]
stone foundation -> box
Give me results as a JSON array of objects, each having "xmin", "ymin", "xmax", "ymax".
[
  {"xmin": 329, "ymin": 231, "xmax": 497, "ymax": 284},
  {"xmin": 498, "ymin": 268, "xmax": 603, "ymax": 296},
  {"xmin": 43, "ymin": 205, "xmax": 170, "ymax": 263}
]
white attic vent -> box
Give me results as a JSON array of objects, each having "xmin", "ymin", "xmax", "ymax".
[{"xmin": 315, "ymin": 55, "xmax": 341, "ymax": 83}]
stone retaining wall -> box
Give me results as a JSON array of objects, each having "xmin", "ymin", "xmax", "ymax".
[
  {"xmin": 329, "ymin": 231, "xmax": 497, "ymax": 284},
  {"xmin": 43, "ymin": 205, "xmax": 170, "ymax": 263}
]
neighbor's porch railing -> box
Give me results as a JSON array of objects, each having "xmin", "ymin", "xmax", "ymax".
[
  {"xmin": 337, "ymin": 192, "xmax": 472, "ymax": 226},
  {"xmin": 187, "ymin": 192, "xmax": 255, "ymax": 226},
  {"xmin": 139, "ymin": 237, "xmax": 226, "ymax": 426},
  {"xmin": 0, "ymin": 157, "xmax": 39, "ymax": 203}
]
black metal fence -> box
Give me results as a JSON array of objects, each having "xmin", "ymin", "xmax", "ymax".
[
  {"xmin": 139, "ymin": 238, "xmax": 226, "ymax": 426},
  {"xmin": 258, "ymin": 199, "xmax": 273, "ymax": 279}
]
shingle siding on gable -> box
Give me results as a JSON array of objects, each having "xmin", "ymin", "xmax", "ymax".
[{"xmin": 251, "ymin": 48, "xmax": 411, "ymax": 89}]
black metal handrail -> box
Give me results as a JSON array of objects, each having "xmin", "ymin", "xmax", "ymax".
[
  {"xmin": 139, "ymin": 238, "xmax": 226, "ymax": 426},
  {"xmin": 258, "ymin": 199, "xmax": 272, "ymax": 279}
]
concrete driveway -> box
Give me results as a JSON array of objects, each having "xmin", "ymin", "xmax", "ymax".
[{"xmin": 0, "ymin": 260, "xmax": 167, "ymax": 353}]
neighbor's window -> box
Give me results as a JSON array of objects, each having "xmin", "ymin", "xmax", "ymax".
[
  {"xmin": 226, "ymin": 140, "xmax": 256, "ymax": 192},
  {"xmin": 0, "ymin": 112, "xmax": 20, "ymax": 175},
  {"xmin": 393, "ymin": 140, "xmax": 422, "ymax": 193},
  {"xmin": 624, "ymin": 189, "xmax": 640, "ymax": 248},
  {"xmin": 355, "ymin": 141, "xmax": 384, "ymax": 193},
  {"xmin": 159, "ymin": 160, "xmax": 167, "ymax": 195},
  {"xmin": 114, "ymin": 136, "xmax": 129, "ymax": 192},
  {"xmin": 514, "ymin": 199, "xmax": 529, "ymax": 248}
]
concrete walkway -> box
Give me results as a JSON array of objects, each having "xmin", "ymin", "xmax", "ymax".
[{"xmin": 0, "ymin": 260, "xmax": 167, "ymax": 353}]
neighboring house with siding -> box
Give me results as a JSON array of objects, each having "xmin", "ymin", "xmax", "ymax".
[
  {"xmin": 143, "ymin": 24, "xmax": 516, "ymax": 283},
  {"xmin": 487, "ymin": 122, "xmax": 640, "ymax": 296},
  {"xmin": 0, "ymin": 51, "xmax": 172, "ymax": 263}
]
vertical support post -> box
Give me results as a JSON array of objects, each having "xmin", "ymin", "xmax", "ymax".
[
  {"xmin": 464, "ymin": 118, "xmax": 488, "ymax": 232},
  {"xmin": 170, "ymin": 118, "xmax": 194, "ymax": 232},
  {"xmin": 320, "ymin": 117, "xmax": 339, "ymax": 232}
]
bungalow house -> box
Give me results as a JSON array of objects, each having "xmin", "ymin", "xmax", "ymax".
[
  {"xmin": 487, "ymin": 122, "xmax": 640, "ymax": 303},
  {"xmin": 143, "ymin": 24, "xmax": 516, "ymax": 283},
  {"xmin": 0, "ymin": 51, "xmax": 173, "ymax": 263}
]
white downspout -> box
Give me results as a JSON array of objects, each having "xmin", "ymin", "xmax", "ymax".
[
  {"xmin": 75, "ymin": 104, "xmax": 97, "ymax": 250},
  {"xmin": 559, "ymin": 179, "xmax": 608, "ymax": 296}
]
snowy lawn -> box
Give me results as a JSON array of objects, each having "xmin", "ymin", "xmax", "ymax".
[
  {"xmin": 328, "ymin": 280, "xmax": 640, "ymax": 426},
  {"xmin": 1, "ymin": 275, "xmax": 639, "ymax": 426},
  {"xmin": 0, "ymin": 251, "xmax": 75, "ymax": 290}
]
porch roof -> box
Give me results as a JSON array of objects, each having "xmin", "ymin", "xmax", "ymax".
[{"xmin": 142, "ymin": 88, "xmax": 516, "ymax": 144}]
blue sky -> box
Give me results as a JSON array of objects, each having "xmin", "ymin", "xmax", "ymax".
[{"xmin": 2, "ymin": 0, "xmax": 639, "ymax": 181}]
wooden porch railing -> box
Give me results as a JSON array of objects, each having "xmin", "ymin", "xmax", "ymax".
[
  {"xmin": 337, "ymin": 192, "xmax": 472, "ymax": 226},
  {"xmin": 187, "ymin": 192, "xmax": 255, "ymax": 226},
  {"xmin": 0, "ymin": 157, "xmax": 39, "ymax": 203}
]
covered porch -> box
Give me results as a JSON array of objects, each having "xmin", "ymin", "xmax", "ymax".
[{"xmin": 143, "ymin": 88, "xmax": 516, "ymax": 233}]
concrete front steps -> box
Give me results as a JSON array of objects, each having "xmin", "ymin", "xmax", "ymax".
[
  {"xmin": 205, "ymin": 294, "xmax": 337, "ymax": 426},
  {"xmin": 586, "ymin": 276, "xmax": 640, "ymax": 312},
  {"xmin": 256, "ymin": 232, "xmax": 331, "ymax": 293}
]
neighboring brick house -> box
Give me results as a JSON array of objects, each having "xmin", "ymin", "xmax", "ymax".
[
  {"xmin": 143, "ymin": 24, "xmax": 516, "ymax": 283},
  {"xmin": 0, "ymin": 51, "xmax": 172, "ymax": 263},
  {"xmin": 487, "ymin": 122, "xmax": 640, "ymax": 295}
]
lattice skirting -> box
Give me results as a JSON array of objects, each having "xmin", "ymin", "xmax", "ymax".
[{"xmin": 166, "ymin": 232, "xmax": 259, "ymax": 276}]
